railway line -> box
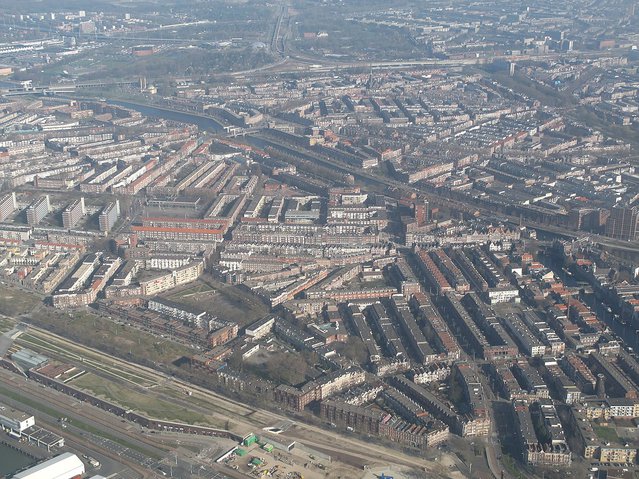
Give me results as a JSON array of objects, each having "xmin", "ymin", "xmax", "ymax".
[
  {"xmin": 0, "ymin": 385, "xmax": 153, "ymax": 479},
  {"xmin": 246, "ymin": 131, "xmax": 639, "ymax": 258},
  {"xmin": 14, "ymin": 329, "xmax": 259, "ymax": 427},
  {"xmin": 0, "ymin": 368, "xmax": 166, "ymax": 460},
  {"xmin": 14, "ymin": 323, "xmax": 440, "ymax": 472}
]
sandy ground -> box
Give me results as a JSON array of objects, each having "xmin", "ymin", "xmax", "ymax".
[{"xmin": 361, "ymin": 456, "xmax": 469, "ymax": 479}]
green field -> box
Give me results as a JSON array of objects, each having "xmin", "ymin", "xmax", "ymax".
[
  {"xmin": 0, "ymin": 284, "xmax": 42, "ymax": 317},
  {"xmin": 24, "ymin": 305, "xmax": 195, "ymax": 365},
  {"xmin": 166, "ymin": 276, "xmax": 269, "ymax": 328},
  {"xmin": 71, "ymin": 372, "xmax": 215, "ymax": 426},
  {"xmin": 593, "ymin": 425, "xmax": 620, "ymax": 443}
]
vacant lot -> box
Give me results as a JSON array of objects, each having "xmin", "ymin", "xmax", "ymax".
[{"xmin": 593, "ymin": 424, "xmax": 620, "ymax": 443}]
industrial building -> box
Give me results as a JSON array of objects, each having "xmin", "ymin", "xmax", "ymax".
[
  {"xmin": 0, "ymin": 406, "xmax": 35, "ymax": 433},
  {"xmin": 12, "ymin": 452, "xmax": 85, "ymax": 479},
  {"xmin": 11, "ymin": 348, "xmax": 49, "ymax": 371}
]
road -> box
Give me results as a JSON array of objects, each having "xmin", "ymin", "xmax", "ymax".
[
  {"xmin": 471, "ymin": 363, "xmax": 511, "ymax": 479},
  {"xmin": 18, "ymin": 323, "xmax": 441, "ymax": 475},
  {"xmin": 0, "ymin": 373, "xmax": 151, "ymax": 478}
]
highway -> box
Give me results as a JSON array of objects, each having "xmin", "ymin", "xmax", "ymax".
[
  {"xmin": 232, "ymin": 45, "xmax": 631, "ymax": 77},
  {"xmin": 269, "ymin": 4, "xmax": 287, "ymax": 57}
]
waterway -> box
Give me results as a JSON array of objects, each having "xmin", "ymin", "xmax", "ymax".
[
  {"xmin": 107, "ymin": 99, "xmax": 223, "ymax": 132},
  {"xmin": 0, "ymin": 441, "xmax": 37, "ymax": 477}
]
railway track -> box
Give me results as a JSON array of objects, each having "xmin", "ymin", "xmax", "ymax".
[
  {"xmin": 16, "ymin": 323, "xmax": 438, "ymax": 472},
  {"xmin": 0, "ymin": 369, "xmax": 167, "ymax": 458}
]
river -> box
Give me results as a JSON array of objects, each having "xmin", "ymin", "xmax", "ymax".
[
  {"xmin": 0, "ymin": 442, "xmax": 36, "ymax": 477},
  {"xmin": 107, "ymin": 99, "xmax": 224, "ymax": 133}
]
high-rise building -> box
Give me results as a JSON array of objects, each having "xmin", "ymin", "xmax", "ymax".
[
  {"xmin": 79, "ymin": 20, "xmax": 95, "ymax": 34},
  {"xmin": 62, "ymin": 197, "xmax": 86, "ymax": 229},
  {"xmin": 26, "ymin": 196, "xmax": 50, "ymax": 226},
  {"xmin": 605, "ymin": 206, "xmax": 639, "ymax": 241},
  {"xmin": 99, "ymin": 200, "xmax": 120, "ymax": 233},
  {"xmin": 0, "ymin": 192, "xmax": 17, "ymax": 222},
  {"xmin": 596, "ymin": 373, "xmax": 606, "ymax": 399}
]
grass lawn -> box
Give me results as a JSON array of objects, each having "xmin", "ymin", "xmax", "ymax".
[
  {"xmin": 167, "ymin": 282, "xmax": 216, "ymax": 301},
  {"xmin": 593, "ymin": 425, "xmax": 620, "ymax": 443},
  {"xmin": 0, "ymin": 284, "xmax": 42, "ymax": 317},
  {"xmin": 166, "ymin": 276, "xmax": 269, "ymax": 328},
  {"xmin": 71, "ymin": 372, "xmax": 213, "ymax": 426},
  {"xmin": 25, "ymin": 305, "xmax": 195, "ymax": 365}
]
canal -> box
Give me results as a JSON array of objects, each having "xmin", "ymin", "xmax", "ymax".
[
  {"xmin": 0, "ymin": 441, "xmax": 37, "ymax": 477},
  {"xmin": 107, "ymin": 99, "xmax": 224, "ymax": 133}
]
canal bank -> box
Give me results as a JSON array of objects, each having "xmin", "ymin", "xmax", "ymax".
[{"xmin": 107, "ymin": 99, "xmax": 225, "ymax": 133}]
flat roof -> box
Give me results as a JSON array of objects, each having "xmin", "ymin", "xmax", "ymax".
[{"xmin": 0, "ymin": 406, "xmax": 33, "ymax": 423}]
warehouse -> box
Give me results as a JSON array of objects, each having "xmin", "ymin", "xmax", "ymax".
[{"xmin": 13, "ymin": 452, "xmax": 85, "ymax": 479}]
